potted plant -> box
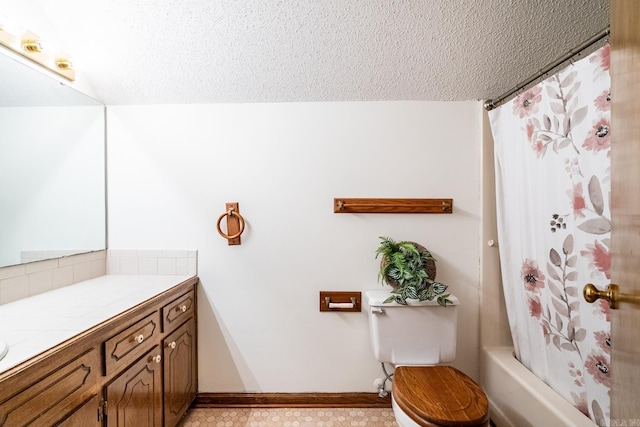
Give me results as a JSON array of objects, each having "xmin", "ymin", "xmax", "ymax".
[{"xmin": 375, "ymin": 236, "xmax": 452, "ymax": 306}]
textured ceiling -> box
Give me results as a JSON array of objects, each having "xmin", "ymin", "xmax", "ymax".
[{"xmin": 1, "ymin": 0, "xmax": 609, "ymax": 105}]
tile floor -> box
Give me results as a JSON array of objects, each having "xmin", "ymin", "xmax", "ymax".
[{"xmin": 178, "ymin": 407, "xmax": 398, "ymax": 426}]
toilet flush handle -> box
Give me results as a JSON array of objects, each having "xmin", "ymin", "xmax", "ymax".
[{"xmin": 371, "ymin": 307, "xmax": 385, "ymax": 315}]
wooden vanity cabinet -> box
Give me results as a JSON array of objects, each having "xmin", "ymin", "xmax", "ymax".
[{"xmin": 0, "ymin": 277, "xmax": 198, "ymax": 427}]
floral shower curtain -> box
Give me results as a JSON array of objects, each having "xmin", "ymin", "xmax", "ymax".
[{"xmin": 489, "ymin": 44, "xmax": 611, "ymax": 426}]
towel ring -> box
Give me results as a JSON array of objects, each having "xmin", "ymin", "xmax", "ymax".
[{"xmin": 216, "ymin": 208, "xmax": 245, "ymax": 240}]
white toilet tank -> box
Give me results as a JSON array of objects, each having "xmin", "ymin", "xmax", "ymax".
[{"xmin": 365, "ymin": 289, "xmax": 459, "ymax": 365}]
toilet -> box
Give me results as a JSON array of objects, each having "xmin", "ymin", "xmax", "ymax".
[{"xmin": 365, "ymin": 290, "xmax": 489, "ymax": 427}]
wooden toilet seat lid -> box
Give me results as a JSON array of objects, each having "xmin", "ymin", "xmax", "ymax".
[{"xmin": 392, "ymin": 366, "xmax": 489, "ymax": 427}]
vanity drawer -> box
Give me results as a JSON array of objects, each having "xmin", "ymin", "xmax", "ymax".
[
  {"xmin": 162, "ymin": 289, "xmax": 195, "ymax": 332},
  {"xmin": 0, "ymin": 348, "xmax": 99, "ymax": 426},
  {"xmin": 104, "ymin": 311, "xmax": 161, "ymax": 376}
]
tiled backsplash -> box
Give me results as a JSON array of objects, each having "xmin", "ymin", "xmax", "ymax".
[
  {"xmin": 20, "ymin": 250, "xmax": 91, "ymax": 264},
  {"xmin": 0, "ymin": 250, "xmax": 107, "ymax": 304},
  {"xmin": 0, "ymin": 249, "xmax": 198, "ymax": 305},
  {"xmin": 107, "ymin": 249, "xmax": 198, "ymax": 276}
]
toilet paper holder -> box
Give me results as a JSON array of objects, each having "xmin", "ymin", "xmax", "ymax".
[{"xmin": 319, "ymin": 291, "xmax": 361, "ymax": 312}]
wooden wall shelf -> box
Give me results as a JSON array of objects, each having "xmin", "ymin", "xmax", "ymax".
[{"xmin": 333, "ymin": 198, "xmax": 453, "ymax": 214}]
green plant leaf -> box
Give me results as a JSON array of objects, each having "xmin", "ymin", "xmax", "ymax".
[
  {"xmin": 419, "ymin": 288, "xmax": 433, "ymax": 301},
  {"xmin": 385, "ymin": 294, "xmax": 407, "ymax": 305},
  {"xmin": 437, "ymin": 294, "xmax": 453, "ymax": 307},
  {"xmin": 431, "ymin": 281, "xmax": 448, "ymax": 295},
  {"xmin": 403, "ymin": 287, "xmax": 419, "ymax": 300},
  {"xmin": 387, "ymin": 267, "xmax": 402, "ymax": 280}
]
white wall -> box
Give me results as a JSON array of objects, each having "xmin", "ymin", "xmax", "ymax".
[{"xmin": 107, "ymin": 101, "xmax": 482, "ymax": 392}]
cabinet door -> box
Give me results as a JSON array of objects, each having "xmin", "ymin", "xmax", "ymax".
[
  {"xmin": 56, "ymin": 395, "xmax": 101, "ymax": 427},
  {"xmin": 163, "ymin": 319, "xmax": 197, "ymax": 427},
  {"xmin": 106, "ymin": 347, "xmax": 163, "ymax": 427}
]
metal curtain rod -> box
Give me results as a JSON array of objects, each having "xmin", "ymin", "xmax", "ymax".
[{"xmin": 484, "ymin": 27, "xmax": 610, "ymax": 111}]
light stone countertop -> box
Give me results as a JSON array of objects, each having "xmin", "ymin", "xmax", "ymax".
[{"xmin": 0, "ymin": 274, "xmax": 195, "ymax": 374}]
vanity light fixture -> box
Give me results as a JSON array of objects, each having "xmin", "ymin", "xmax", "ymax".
[
  {"xmin": 21, "ymin": 38, "xmax": 42, "ymax": 53},
  {"xmin": 55, "ymin": 57, "xmax": 73, "ymax": 70},
  {"xmin": 0, "ymin": 19, "xmax": 75, "ymax": 81}
]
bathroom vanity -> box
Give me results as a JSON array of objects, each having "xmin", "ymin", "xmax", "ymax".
[
  {"xmin": 0, "ymin": 275, "xmax": 198, "ymax": 426},
  {"xmin": 0, "ymin": 21, "xmax": 197, "ymax": 426}
]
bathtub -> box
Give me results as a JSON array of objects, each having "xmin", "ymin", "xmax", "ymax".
[{"xmin": 481, "ymin": 347, "xmax": 599, "ymax": 427}]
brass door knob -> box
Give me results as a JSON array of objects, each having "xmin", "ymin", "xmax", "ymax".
[
  {"xmin": 583, "ymin": 284, "xmax": 620, "ymax": 309},
  {"xmin": 583, "ymin": 283, "xmax": 640, "ymax": 309}
]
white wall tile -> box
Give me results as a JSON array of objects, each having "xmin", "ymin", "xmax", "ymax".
[
  {"xmin": 25, "ymin": 259, "xmax": 58, "ymax": 274},
  {"xmin": 138, "ymin": 257, "xmax": 158, "ymax": 275},
  {"xmin": 187, "ymin": 257, "xmax": 197, "ymax": 276},
  {"xmin": 0, "ymin": 251, "xmax": 107, "ymax": 304},
  {"xmin": 86, "ymin": 251, "xmax": 107, "ymax": 261},
  {"xmin": 162, "ymin": 249, "xmax": 189, "ymax": 258},
  {"xmin": 73, "ymin": 262, "xmax": 92, "ymax": 283},
  {"xmin": 90, "ymin": 259, "xmax": 107, "ymax": 278},
  {"xmin": 137, "ymin": 249, "xmax": 162, "ymax": 258},
  {"xmin": 58, "ymin": 253, "xmax": 87, "ymax": 267},
  {"xmin": 106, "ymin": 249, "xmax": 197, "ymax": 276},
  {"xmin": 158, "ymin": 258, "xmax": 177, "ymax": 275},
  {"xmin": 53, "ymin": 266, "xmax": 74, "ymax": 289},
  {"xmin": 28, "ymin": 270, "xmax": 54, "ymax": 296},
  {"xmin": 0, "ymin": 275, "xmax": 29, "ymax": 304},
  {"xmin": 107, "ymin": 257, "xmax": 120, "ymax": 274},
  {"xmin": 119, "ymin": 257, "xmax": 139, "ymax": 275},
  {"xmin": 107, "ymin": 249, "xmax": 131, "ymax": 257},
  {"xmin": 0, "ymin": 264, "xmax": 26, "ymax": 281},
  {"xmin": 175, "ymin": 258, "xmax": 189, "ymax": 275}
]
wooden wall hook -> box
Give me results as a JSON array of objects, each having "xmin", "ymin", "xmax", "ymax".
[{"xmin": 216, "ymin": 202, "xmax": 244, "ymax": 245}]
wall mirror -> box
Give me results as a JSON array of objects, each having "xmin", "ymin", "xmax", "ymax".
[{"xmin": 0, "ymin": 49, "xmax": 106, "ymax": 268}]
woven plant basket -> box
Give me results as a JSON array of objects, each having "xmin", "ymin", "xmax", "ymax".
[{"xmin": 380, "ymin": 242, "xmax": 437, "ymax": 289}]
